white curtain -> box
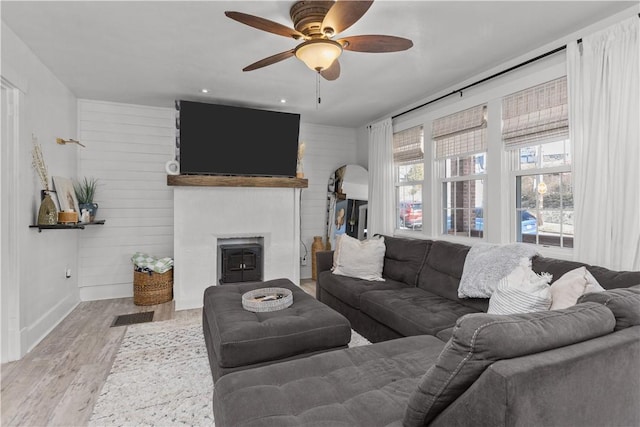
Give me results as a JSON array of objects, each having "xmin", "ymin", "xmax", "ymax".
[
  {"xmin": 368, "ymin": 118, "xmax": 396, "ymax": 237},
  {"xmin": 567, "ymin": 16, "xmax": 640, "ymax": 270}
]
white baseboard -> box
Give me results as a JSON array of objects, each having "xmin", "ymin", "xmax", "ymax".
[
  {"xmin": 81, "ymin": 284, "xmax": 200, "ymax": 311},
  {"xmin": 175, "ymin": 297, "xmax": 203, "ymax": 311},
  {"xmin": 79, "ymin": 283, "xmax": 133, "ymax": 301},
  {"xmin": 22, "ymin": 292, "xmax": 80, "ymax": 355}
]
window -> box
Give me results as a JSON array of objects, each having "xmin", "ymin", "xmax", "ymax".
[
  {"xmin": 393, "ymin": 125, "xmax": 424, "ymax": 231},
  {"xmin": 434, "ymin": 104, "xmax": 487, "ymax": 238},
  {"xmin": 503, "ymin": 77, "xmax": 573, "ymax": 248}
]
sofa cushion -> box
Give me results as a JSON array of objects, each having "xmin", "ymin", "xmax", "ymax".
[
  {"xmin": 578, "ymin": 285, "xmax": 640, "ymax": 330},
  {"xmin": 379, "ymin": 235, "xmax": 432, "ymax": 286},
  {"xmin": 550, "ymin": 266, "xmax": 605, "ymax": 309},
  {"xmin": 435, "ymin": 327, "xmax": 454, "ymax": 342},
  {"xmin": 586, "ymin": 266, "xmax": 640, "ymax": 290},
  {"xmin": 417, "ymin": 240, "xmax": 470, "ymax": 300},
  {"xmin": 403, "ymin": 302, "xmax": 616, "ymax": 426},
  {"xmin": 532, "ymin": 256, "xmax": 640, "ymax": 290},
  {"xmin": 213, "ymin": 335, "xmax": 446, "ymax": 427},
  {"xmin": 318, "ymin": 270, "xmax": 409, "ymax": 310},
  {"xmin": 333, "ymin": 234, "xmax": 386, "ymax": 281},
  {"xmin": 360, "ymin": 288, "xmax": 482, "ymax": 337},
  {"xmin": 531, "ymin": 256, "xmax": 587, "ymax": 282}
]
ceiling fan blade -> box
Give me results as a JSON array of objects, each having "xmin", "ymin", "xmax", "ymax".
[
  {"xmin": 321, "ymin": 0, "xmax": 373, "ymax": 36},
  {"xmin": 225, "ymin": 11, "xmax": 305, "ymax": 40},
  {"xmin": 320, "ymin": 60, "xmax": 341, "ymax": 81},
  {"xmin": 338, "ymin": 35, "xmax": 413, "ymax": 53},
  {"xmin": 243, "ymin": 49, "xmax": 296, "ymax": 72}
]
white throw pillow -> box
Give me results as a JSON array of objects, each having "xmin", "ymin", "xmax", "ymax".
[
  {"xmin": 332, "ymin": 234, "xmax": 386, "ymax": 281},
  {"xmin": 332, "ymin": 234, "xmax": 343, "ymax": 270},
  {"xmin": 488, "ymin": 258, "xmax": 552, "ymax": 314},
  {"xmin": 550, "ymin": 266, "xmax": 605, "ymax": 310}
]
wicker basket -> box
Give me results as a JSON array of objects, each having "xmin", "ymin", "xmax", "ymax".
[{"xmin": 133, "ymin": 269, "xmax": 173, "ymax": 306}]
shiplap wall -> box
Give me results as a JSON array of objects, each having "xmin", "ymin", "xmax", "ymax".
[
  {"xmin": 77, "ymin": 100, "xmax": 175, "ymax": 300},
  {"xmin": 298, "ymin": 123, "xmax": 359, "ymax": 279},
  {"xmin": 76, "ymin": 102, "xmax": 357, "ymax": 294}
]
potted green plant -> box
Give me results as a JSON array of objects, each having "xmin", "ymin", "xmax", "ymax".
[{"xmin": 74, "ymin": 177, "xmax": 99, "ymax": 223}]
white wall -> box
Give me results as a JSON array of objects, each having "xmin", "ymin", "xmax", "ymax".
[
  {"xmin": 355, "ymin": 126, "xmax": 369, "ymax": 169},
  {"xmin": 356, "ymin": 6, "xmax": 640, "ymax": 263},
  {"xmin": 298, "ymin": 123, "xmax": 358, "ymax": 278},
  {"xmin": 77, "ymin": 100, "xmax": 175, "ymax": 300},
  {"xmin": 1, "ymin": 22, "xmax": 79, "ymax": 360},
  {"xmin": 74, "ymin": 102, "xmax": 360, "ymax": 295}
]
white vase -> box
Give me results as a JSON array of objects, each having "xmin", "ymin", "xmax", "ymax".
[{"xmin": 296, "ymin": 159, "xmax": 304, "ymax": 178}]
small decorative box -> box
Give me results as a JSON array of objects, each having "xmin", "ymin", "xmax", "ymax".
[{"xmin": 58, "ymin": 211, "xmax": 78, "ymax": 224}]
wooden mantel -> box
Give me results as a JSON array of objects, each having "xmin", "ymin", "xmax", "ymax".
[{"xmin": 167, "ymin": 174, "xmax": 308, "ymax": 188}]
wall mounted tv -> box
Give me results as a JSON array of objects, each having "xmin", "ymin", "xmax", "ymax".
[{"xmin": 177, "ymin": 100, "xmax": 301, "ymax": 177}]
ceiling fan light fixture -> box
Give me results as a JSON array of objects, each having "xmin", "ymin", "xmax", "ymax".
[
  {"xmin": 294, "ymin": 39, "xmax": 343, "ymax": 72},
  {"xmin": 226, "ymin": 1, "xmax": 413, "ymax": 80}
]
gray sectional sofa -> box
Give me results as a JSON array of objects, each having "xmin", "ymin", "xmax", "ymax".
[
  {"xmin": 212, "ymin": 235, "xmax": 640, "ymax": 426},
  {"xmin": 316, "ymin": 236, "xmax": 640, "ymax": 343}
]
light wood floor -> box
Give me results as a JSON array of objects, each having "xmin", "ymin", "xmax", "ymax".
[{"xmin": 1, "ymin": 279, "xmax": 316, "ymax": 427}]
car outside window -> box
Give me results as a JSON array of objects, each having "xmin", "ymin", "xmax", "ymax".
[
  {"xmin": 503, "ymin": 77, "xmax": 573, "ymax": 248},
  {"xmin": 394, "ymin": 126, "xmax": 424, "ymax": 231},
  {"xmin": 515, "ymin": 141, "xmax": 573, "ymax": 247}
]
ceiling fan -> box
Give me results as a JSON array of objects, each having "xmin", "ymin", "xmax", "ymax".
[{"xmin": 225, "ymin": 0, "xmax": 413, "ymax": 81}]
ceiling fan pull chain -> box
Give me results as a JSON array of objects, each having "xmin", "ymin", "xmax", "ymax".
[{"xmin": 316, "ymin": 72, "xmax": 321, "ymax": 108}]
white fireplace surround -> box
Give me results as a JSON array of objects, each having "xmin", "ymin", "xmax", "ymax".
[{"xmin": 173, "ymin": 186, "xmax": 301, "ymax": 310}]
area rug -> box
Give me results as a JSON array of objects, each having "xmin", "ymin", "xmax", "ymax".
[{"xmin": 89, "ymin": 313, "xmax": 371, "ymax": 426}]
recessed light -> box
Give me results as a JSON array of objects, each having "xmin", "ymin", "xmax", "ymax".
[
  {"xmin": 280, "ymin": 98, "xmax": 287, "ymax": 103},
  {"xmin": 201, "ymin": 89, "xmax": 209, "ymax": 94}
]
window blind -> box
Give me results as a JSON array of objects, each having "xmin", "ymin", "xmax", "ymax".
[
  {"xmin": 393, "ymin": 125, "xmax": 424, "ymax": 164},
  {"xmin": 433, "ymin": 104, "xmax": 487, "ymax": 159},
  {"xmin": 502, "ymin": 77, "xmax": 568, "ymax": 149}
]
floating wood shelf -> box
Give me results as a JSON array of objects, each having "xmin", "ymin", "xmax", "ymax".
[
  {"xmin": 29, "ymin": 219, "xmax": 105, "ymax": 232},
  {"xmin": 167, "ymin": 175, "xmax": 308, "ymax": 188}
]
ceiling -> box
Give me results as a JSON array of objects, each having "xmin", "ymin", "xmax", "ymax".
[{"xmin": 1, "ymin": 1, "xmax": 635, "ymax": 127}]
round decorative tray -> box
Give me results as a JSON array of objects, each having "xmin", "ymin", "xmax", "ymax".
[{"xmin": 242, "ymin": 287, "xmax": 293, "ymax": 313}]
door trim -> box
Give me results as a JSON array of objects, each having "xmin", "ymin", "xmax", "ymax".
[{"xmin": 1, "ymin": 77, "xmax": 22, "ymax": 362}]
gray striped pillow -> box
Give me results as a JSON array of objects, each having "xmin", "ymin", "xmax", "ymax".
[{"xmin": 488, "ymin": 267, "xmax": 552, "ymax": 314}]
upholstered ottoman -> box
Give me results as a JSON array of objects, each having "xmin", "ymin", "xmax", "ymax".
[{"xmin": 202, "ymin": 278, "xmax": 352, "ymax": 381}]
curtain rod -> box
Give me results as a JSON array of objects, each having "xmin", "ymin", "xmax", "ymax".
[{"xmin": 391, "ymin": 13, "xmax": 640, "ymax": 121}]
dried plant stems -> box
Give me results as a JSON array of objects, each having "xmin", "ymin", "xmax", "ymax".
[{"xmin": 31, "ymin": 135, "xmax": 50, "ymax": 191}]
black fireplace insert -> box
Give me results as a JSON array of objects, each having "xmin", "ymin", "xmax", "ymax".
[{"xmin": 220, "ymin": 243, "xmax": 263, "ymax": 284}]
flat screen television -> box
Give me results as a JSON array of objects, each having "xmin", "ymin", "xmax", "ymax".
[{"xmin": 177, "ymin": 100, "xmax": 300, "ymax": 177}]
